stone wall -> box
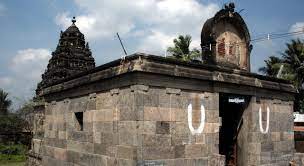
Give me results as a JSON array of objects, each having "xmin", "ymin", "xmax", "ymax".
[
  {"xmin": 31, "ymin": 54, "xmax": 297, "ymax": 166},
  {"xmin": 28, "ymin": 104, "xmax": 45, "ymax": 166},
  {"xmin": 39, "ymin": 85, "xmax": 295, "ymax": 166},
  {"xmin": 239, "ymin": 97, "xmax": 294, "ymax": 165},
  {"xmin": 293, "ymin": 153, "xmax": 304, "ymax": 165},
  {"xmin": 40, "ymin": 85, "xmax": 225, "ymax": 166}
]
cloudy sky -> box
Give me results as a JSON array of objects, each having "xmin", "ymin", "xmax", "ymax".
[{"xmin": 0, "ymin": 0, "xmax": 303, "ymax": 108}]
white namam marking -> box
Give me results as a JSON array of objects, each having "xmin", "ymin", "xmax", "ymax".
[
  {"xmin": 259, "ymin": 106, "xmax": 270, "ymax": 134},
  {"xmin": 187, "ymin": 103, "xmax": 205, "ymax": 135}
]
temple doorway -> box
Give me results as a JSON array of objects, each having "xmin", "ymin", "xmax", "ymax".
[{"xmin": 219, "ymin": 93, "xmax": 251, "ymax": 166}]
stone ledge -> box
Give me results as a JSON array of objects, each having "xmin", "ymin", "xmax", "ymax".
[{"xmin": 38, "ymin": 53, "xmax": 296, "ymax": 101}]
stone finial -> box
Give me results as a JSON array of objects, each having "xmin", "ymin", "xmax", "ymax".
[
  {"xmin": 72, "ymin": 16, "xmax": 76, "ymax": 24},
  {"xmin": 224, "ymin": 2, "xmax": 235, "ymax": 12}
]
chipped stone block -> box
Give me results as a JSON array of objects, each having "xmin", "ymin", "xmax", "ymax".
[
  {"xmin": 67, "ymin": 140, "xmax": 93, "ymax": 153},
  {"xmin": 106, "ymin": 145, "xmax": 117, "ymax": 157},
  {"xmin": 118, "ymin": 104, "xmax": 143, "ymax": 121},
  {"xmin": 138, "ymin": 121, "xmax": 156, "ymax": 134},
  {"xmin": 68, "ymin": 97, "xmax": 88, "ymax": 113},
  {"xmin": 119, "ymin": 131, "xmax": 139, "ymax": 146},
  {"xmin": 58, "ymin": 131, "xmax": 67, "ymax": 140},
  {"xmin": 171, "ymin": 133, "xmax": 195, "ymax": 145},
  {"xmin": 110, "ymin": 88, "xmax": 120, "ymax": 95},
  {"xmin": 53, "ymin": 147, "xmax": 67, "ymax": 161},
  {"xmin": 170, "ymin": 122, "xmax": 190, "ymax": 135},
  {"xmin": 185, "ymin": 144, "xmax": 209, "ymax": 158},
  {"xmin": 271, "ymin": 132, "xmax": 281, "ymax": 142},
  {"xmin": 117, "ymin": 145, "xmax": 137, "ymax": 160},
  {"xmin": 143, "ymin": 134, "xmax": 171, "ymax": 147},
  {"xmin": 131, "ymin": 85, "xmax": 149, "ymax": 92},
  {"xmin": 43, "ymin": 145, "xmax": 54, "ymax": 158},
  {"xmin": 117, "ymin": 158, "xmax": 136, "ymax": 166},
  {"xmin": 93, "ymin": 143, "xmax": 106, "ymax": 155},
  {"xmin": 144, "ymin": 107, "xmax": 171, "ymax": 121},
  {"xmin": 118, "ymin": 121, "xmax": 139, "ymax": 133},
  {"xmin": 42, "ymin": 156, "xmax": 72, "ymax": 166},
  {"xmin": 93, "ymin": 132, "xmax": 102, "ymax": 144},
  {"xmin": 209, "ymin": 154, "xmax": 225, "ymax": 166},
  {"xmin": 166, "ymin": 88, "xmax": 181, "ymax": 95},
  {"xmin": 67, "ymin": 131, "xmax": 93, "ymax": 143},
  {"xmin": 142, "ymin": 146, "xmax": 174, "ymax": 160},
  {"xmin": 195, "ymin": 134, "xmax": 205, "ymax": 144},
  {"xmin": 101, "ymin": 132, "xmax": 119, "ymax": 145},
  {"xmin": 204, "ymin": 123, "xmax": 220, "ymax": 133},
  {"xmin": 174, "ymin": 145, "xmax": 185, "ymax": 158},
  {"xmin": 205, "ymin": 109, "xmax": 220, "ymax": 123}
]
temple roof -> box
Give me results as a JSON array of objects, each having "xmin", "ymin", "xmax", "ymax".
[
  {"xmin": 201, "ymin": 3, "xmax": 251, "ymax": 46},
  {"xmin": 36, "ymin": 17, "xmax": 95, "ymax": 94},
  {"xmin": 200, "ymin": 2, "xmax": 252, "ymax": 71},
  {"xmin": 37, "ymin": 53, "xmax": 296, "ymax": 100},
  {"xmin": 62, "ymin": 17, "xmax": 83, "ymax": 35}
]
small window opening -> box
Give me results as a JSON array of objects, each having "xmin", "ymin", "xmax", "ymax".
[{"xmin": 75, "ymin": 112, "xmax": 83, "ymax": 131}]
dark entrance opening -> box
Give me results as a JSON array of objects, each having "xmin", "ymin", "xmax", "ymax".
[{"xmin": 219, "ymin": 93, "xmax": 251, "ymax": 166}]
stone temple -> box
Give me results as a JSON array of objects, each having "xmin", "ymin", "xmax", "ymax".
[{"xmin": 28, "ymin": 3, "xmax": 304, "ymax": 166}]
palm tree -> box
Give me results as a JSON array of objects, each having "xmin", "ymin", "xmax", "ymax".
[
  {"xmin": 260, "ymin": 39, "xmax": 304, "ymax": 112},
  {"xmin": 281, "ymin": 39, "xmax": 304, "ymax": 113},
  {"xmin": 281, "ymin": 39, "xmax": 304, "ymax": 89},
  {"xmin": 259, "ymin": 39, "xmax": 304, "ymax": 85},
  {"xmin": 167, "ymin": 35, "xmax": 200, "ymax": 62},
  {"xmin": 258, "ymin": 56, "xmax": 283, "ymax": 77},
  {"xmin": 0, "ymin": 89, "xmax": 12, "ymax": 115}
]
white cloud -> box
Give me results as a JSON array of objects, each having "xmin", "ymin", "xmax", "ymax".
[
  {"xmin": 290, "ymin": 22, "xmax": 304, "ymax": 39},
  {"xmin": 1, "ymin": 48, "xmax": 51, "ymax": 107},
  {"xmin": 10, "ymin": 48, "xmax": 51, "ymax": 80},
  {"xmin": 137, "ymin": 30, "xmax": 174, "ymax": 54},
  {"xmin": 55, "ymin": 0, "xmax": 219, "ymax": 54},
  {"xmin": 55, "ymin": 13, "xmax": 99, "ymax": 39}
]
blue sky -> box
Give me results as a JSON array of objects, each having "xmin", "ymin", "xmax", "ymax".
[{"xmin": 0, "ymin": 0, "xmax": 303, "ymax": 108}]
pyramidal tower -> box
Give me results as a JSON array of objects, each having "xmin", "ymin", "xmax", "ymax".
[{"xmin": 36, "ymin": 17, "xmax": 95, "ymax": 94}]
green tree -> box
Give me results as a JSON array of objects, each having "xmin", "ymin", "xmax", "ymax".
[
  {"xmin": 281, "ymin": 39, "xmax": 304, "ymax": 89},
  {"xmin": 167, "ymin": 35, "xmax": 200, "ymax": 62},
  {"xmin": 0, "ymin": 89, "xmax": 12, "ymax": 115},
  {"xmin": 259, "ymin": 39, "xmax": 304, "ymax": 85},
  {"xmin": 281, "ymin": 39, "xmax": 304, "ymax": 113},
  {"xmin": 16, "ymin": 99, "xmax": 39, "ymax": 133},
  {"xmin": 259, "ymin": 39, "xmax": 304, "ymax": 112},
  {"xmin": 258, "ymin": 56, "xmax": 283, "ymax": 77}
]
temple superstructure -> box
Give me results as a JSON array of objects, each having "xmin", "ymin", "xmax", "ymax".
[
  {"xmin": 36, "ymin": 17, "xmax": 95, "ymax": 94},
  {"xmin": 201, "ymin": 3, "xmax": 252, "ymax": 71}
]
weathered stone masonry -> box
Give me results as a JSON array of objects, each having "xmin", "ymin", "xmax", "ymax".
[{"xmin": 32, "ymin": 54, "xmax": 296, "ymax": 166}]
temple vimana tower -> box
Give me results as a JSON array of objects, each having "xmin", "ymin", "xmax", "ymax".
[{"xmin": 28, "ymin": 3, "xmax": 304, "ymax": 166}]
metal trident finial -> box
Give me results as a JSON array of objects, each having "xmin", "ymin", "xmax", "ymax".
[{"xmin": 72, "ymin": 17, "xmax": 76, "ymax": 24}]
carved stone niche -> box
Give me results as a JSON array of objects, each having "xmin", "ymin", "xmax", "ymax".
[{"xmin": 201, "ymin": 3, "xmax": 252, "ymax": 71}]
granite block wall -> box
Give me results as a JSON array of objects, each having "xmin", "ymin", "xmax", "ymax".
[
  {"xmin": 38, "ymin": 84, "xmax": 295, "ymax": 166},
  {"xmin": 40, "ymin": 85, "xmax": 224, "ymax": 166},
  {"xmin": 239, "ymin": 97, "xmax": 294, "ymax": 166}
]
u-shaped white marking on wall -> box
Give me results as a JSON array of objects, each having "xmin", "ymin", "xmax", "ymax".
[
  {"xmin": 187, "ymin": 103, "xmax": 205, "ymax": 135},
  {"xmin": 259, "ymin": 106, "xmax": 270, "ymax": 134}
]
